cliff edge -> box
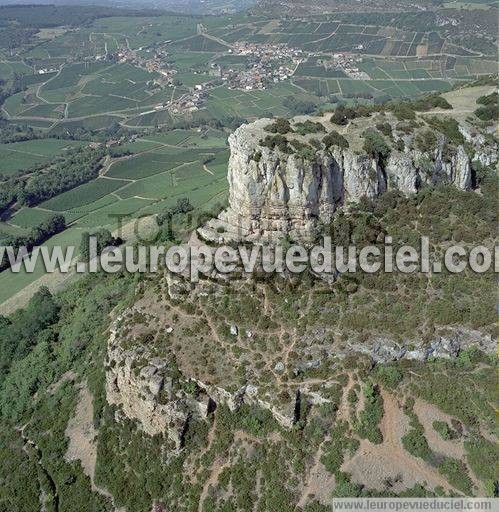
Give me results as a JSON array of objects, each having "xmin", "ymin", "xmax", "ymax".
[{"xmin": 199, "ymin": 112, "xmax": 483, "ymax": 243}]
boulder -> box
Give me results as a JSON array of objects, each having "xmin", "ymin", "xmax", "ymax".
[{"xmin": 149, "ymin": 375, "xmax": 164, "ymax": 396}]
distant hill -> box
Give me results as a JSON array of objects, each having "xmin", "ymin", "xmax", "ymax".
[
  {"xmin": 0, "ymin": 3, "xmax": 163, "ymax": 28},
  {"xmin": 250, "ymin": 0, "xmax": 497, "ymax": 16},
  {"xmin": 0, "ymin": 0, "xmax": 258, "ymax": 15}
]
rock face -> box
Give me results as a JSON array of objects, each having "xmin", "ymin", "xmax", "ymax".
[
  {"xmin": 199, "ymin": 117, "xmax": 473, "ymax": 243},
  {"xmin": 106, "ymin": 316, "xmax": 202, "ymax": 450},
  {"xmin": 213, "ymin": 119, "xmax": 340, "ymax": 242},
  {"xmin": 105, "ymin": 310, "xmax": 299, "ymax": 446},
  {"xmin": 106, "ymin": 307, "xmax": 495, "ymax": 444}
]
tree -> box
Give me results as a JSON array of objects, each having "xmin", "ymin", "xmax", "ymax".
[
  {"xmin": 294, "ymin": 120, "xmax": 325, "ymax": 135},
  {"xmin": 362, "ymin": 130, "xmax": 390, "ymax": 162},
  {"xmin": 0, "ymin": 286, "xmax": 59, "ymax": 383},
  {"xmin": 174, "ymin": 197, "xmax": 194, "ymax": 215},
  {"xmin": 260, "ymin": 134, "xmax": 290, "ymax": 153},
  {"xmin": 330, "ymin": 105, "xmax": 358, "ymax": 126},
  {"xmin": 323, "ymin": 131, "xmax": 349, "ymax": 149},
  {"xmin": 160, "ymin": 221, "xmax": 175, "ymax": 242},
  {"xmin": 0, "ymin": 214, "xmax": 66, "ymax": 272},
  {"xmin": 79, "ymin": 228, "xmax": 119, "ymax": 262},
  {"xmin": 18, "ymin": 147, "xmax": 105, "ymax": 206},
  {"xmin": 264, "ymin": 118, "xmax": 292, "ymax": 135}
]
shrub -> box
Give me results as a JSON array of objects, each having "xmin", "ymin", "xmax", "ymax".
[
  {"xmin": 331, "ymin": 474, "xmax": 364, "ymax": 497},
  {"xmin": 321, "ymin": 421, "xmax": 359, "ymax": 475},
  {"xmin": 260, "ymin": 134, "xmax": 290, "ymax": 153},
  {"xmin": 401, "ymin": 399, "xmax": 433, "ymax": 461},
  {"xmin": 156, "ymin": 197, "xmax": 194, "ymax": 227},
  {"xmin": 79, "ymin": 228, "xmax": 121, "ymax": 262},
  {"xmin": 432, "ymin": 420, "xmax": 455, "ymax": 440},
  {"xmin": 323, "ymin": 130, "xmax": 349, "ymax": 149},
  {"xmin": 374, "ymin": 365, "xmax": 403, "ymax": 387},
  {"xmin": 309, "ymin": 137, "xmax": 322, "ymax": 150},
  {"xmin": 402, "ymin": 427, "xmax": 432, "ymax": 461},
  {"xmin": 464, "ymin": 435, "xmax": 499, "ymax": 491},
  {"xmin": 294, "ymin": 120, "xmax": 325, "ymax": 135},
  {"xmin": 264, "ymin": 118, "xmax": 292, "ymax": 135},
  {"xmin": 252, "ymin": 150, "xmax": 262, "ymax": 162},
  {"xmin": 396, "ymin": 121, "xmax": 415, "ymax": 134},
  {"xmin": 331, "ymin": 105, "xmax": 357, "ymax": 126},
  {"xmin": 289, "ymin": 140, "xmax": 315, "ymax": 160},
  {"xmin": 356, "ymin": 105, "xmax": 373, "ymax": 117},
  {"xmin": 426, "ymin": 117, "xmax": 464, "ymax": 145},
  {"xmin": 395, "ymin": 138, "xmax": 405, "ymax": 151},
  {"xmin": 412, "ymin": 94, "xmax": 453, "ymax": 111},
  {"xmin": 391, "ymin": 103, "xmax": 416, "ymax": 121},
  {"xmin": 355, "ymin": 383, "xmax": 384, "ymax": 444},
  {"xmin": 475, "ymin": 103, "xmax": 498, "ymax": 122},
  {"xmin": 438, "ymin": 457, "xmax": 473, "ymax": 495},
  {"xmin": 376, "ymin": 122, "xmax": 392, "ymax": 137},
  {"xmin": 362, "ymin": 130, "xmax": 390, "ymax": 161},
  {"xmin": 476, "ymin": 92, "xmax": 497, "ymax": 106},
  {"xmin": 414, "ymin": 129, "xmax": 438, "ymax": 153}
]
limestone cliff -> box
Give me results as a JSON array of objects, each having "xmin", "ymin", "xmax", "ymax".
[
  {"xmin": 105, "ymin": 287, "xmax": 494, "ymax": 443},
  {"xmin": 199, "ymin": 115, "xmax": 475, "ymax": 243},
  {"xmin": 105, "ymin": 309, "xmax": 298, "ymax": 446},
  {"xmin": 105, "ymin": 112, "xmax": 494, "ymax": 442}
]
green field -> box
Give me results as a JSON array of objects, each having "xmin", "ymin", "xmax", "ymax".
[
  {"xmin": 0, "ymin": 126, "xmax": 230, "ymax": 307},
  {"xmin": 0, "ymin": 139, "xmax": 87, "ymax": 176},
  {"xmin": 0, "ymin": 5, "xmax": 496, "ymax": 309},
  {"xmin": 10, "ymin": 208, "xmax": 59, "ymax": 228},
  {"xmin": 3, "ymin": 8, "xmax": 494, "ymax": 132},
  {"xmin": 0, "ymin": 228, "xmax": 84, "ymax": 306},
  {"xmin": 41, "ymin": 178, "xmax": 129, "ymax": 211}
]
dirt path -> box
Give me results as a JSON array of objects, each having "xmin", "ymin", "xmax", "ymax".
[
  {"xmin": 65, "ymin": 383, "xmax": 126, "ymax": 511},
  {"xmin": 65, "ymin": 385, "xmax": 98, "ymax": 485},
  {"xmin": 281, "ymin": 326, "xmax": 296, "ymax": 366},
  {"xmin": 413, "ymin": 398, "xmax": 466, "ymax": 460},
  {"xmin": 297, "ymin": 438, "xmax": 335, "ymax": 507},
  {"xmin": 202, "ymin": 164, "xmax": 214, "ymax": 175},
  {"xmin": 342, "ymin": 390, "xmax": 455, "ymax": 493}
]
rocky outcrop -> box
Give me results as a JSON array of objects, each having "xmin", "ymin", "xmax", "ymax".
[
  {"xmin": 459, "ymin": 123, "xmax": 498, "ymax": 168},
  {"xmin": 104, "ymin": 114, "xmax": 494, "ymax": 444},
  {"xmin": 199, "ymin": 117, "xmax": 474, "ymax": 243},
  {"xmin": 106, "ymin": 303, "xmax": 494, "ymax": 444},
  {"xmin": 342, "ymin": 150, "xmax": 385, "ymax": 203},
  {"xmin": 210, "ymin": 119, "xmax": 341, "ymax": 243},
  {"xmin": 106, "ymin": 315, "xmax": 209, "ymax": 450},
  {"xmin": 105, "ymin": 310, "xmax": 300, "ymax": 444},
  {"xmin": 344, "ymin": 327, "xmax": 495, "ymax": 364},
  {"xmin": 385, "ymin": 152, "xmax": 419, "ymax": 194}
]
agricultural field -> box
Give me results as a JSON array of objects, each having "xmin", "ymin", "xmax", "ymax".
[
  {"xmin": 0, "ymin": 227, "xmax": 84, "ymax": 307},
  {"xmin": 0, "ymin": 139, "xmax": 87, "ymax": 176},
  {"xmin": 1, "ymin": 6, "xmax": 495, "ymax": 133},
  {"xmin": 0, "ymin": 127, "xmax": 230, "ymax": 308},
  {"xmin": 203, "ymin": 82, "xmax": 315, "ymax": 118},
  {"xmin": 0, "ymin": 3, "xmax": 496, "ymax": 309}
]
